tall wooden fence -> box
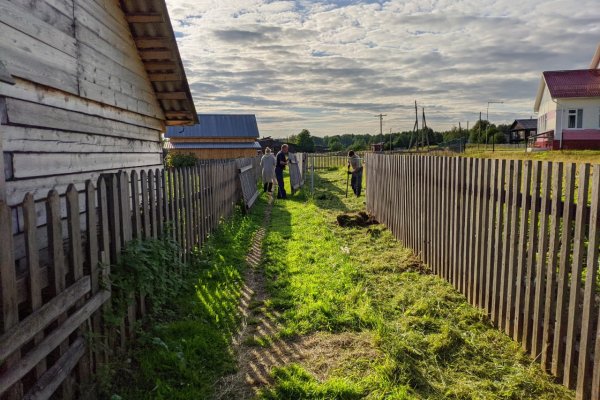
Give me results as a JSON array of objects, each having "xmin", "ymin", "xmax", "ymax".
[
  {"xmin": 0, "ymin": 158, "xmax": 259, "ymax": 399},
  {"xmin": 366, "ymin": 153, "xmax": 600, "ymax": 400}
]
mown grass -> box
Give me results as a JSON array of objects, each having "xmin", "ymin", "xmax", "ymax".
[
  {"xmin": 257, "ymin": 167, "xmax": 574, "ymax": 399},
  {"xmin": 105, "ymin": 199, "xmax": 266, "ymax": 400},
  {"xmin": 463, "ymin": 148, "xmax": 600, "ymax": 164}
]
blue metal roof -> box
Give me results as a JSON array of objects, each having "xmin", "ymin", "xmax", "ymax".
[
  {"xmin": 165, "ymin": 114, "xmax": 259, "ymax": 138},
  {"xmin": 166, "ymin": 141, "xmax": 261, "ymax": 150}
]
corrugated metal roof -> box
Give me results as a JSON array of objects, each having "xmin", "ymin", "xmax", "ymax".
[
  {"xmin": 120, "ymin": 0, "xmax": 198, "ymax": 125},
  {"xmin": 165, "ymin": 141, "xmax": 261, "ymax": 149},
  {"xmin": 165, "ymin": 115, "xmax": 260, "ymax": 138},
  {"xmin": 543, "ymin": 69, "xmax": 600, "ymax": 98}
]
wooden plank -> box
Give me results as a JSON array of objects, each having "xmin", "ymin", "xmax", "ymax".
[
  {"xmin": 22, "ymin": 337, "xmax": 86, "ymax": 400},
  {"xmin": 23, "ymin": 193, "xmax": 46, "ymax": 377},
  {"xmin": 0, "ymin": 199, "xmax": 22, "ymax": 398},
  {"xmin": 3, "ymin": 126, "xmax": 161, "ymax": 154},
  {"xmin": 0, "ymin": 22, "xmax": 78, "ymax": 95},
  {"xmin": 0, "ymin": 277, "xmax": 90, "ymax": 362},
  {"xmin": 541, "ymin": 162, "xmax": 563, "ymax": 370},
  {"xmin": 144, "ymin": 61, "xmax": 177, "ymax": 72},
  {"xmin": 509, "ymin": 160, "xmax": 537, "ymax": 341},
  {"xmin": 13, "ymin": 151, "xmax": 156, "ymax": 185},
  {"xmin": 564, "ymin": 163, "xmax": 590, "ymax": 388},
  {"xmin": 67, "ymin": 185, "xmax": 84, "ymax": 281},
  {"xmin": 97, "ymin": 177, "xmax": 110, "ymax": 289},
  {"xmin": 484, "ymin": 159, "xmax": 498, "ymax": 314},
  {"xmin": 4, "ymin": 98, "xmax": 163, "ymax": 143},
  {"xmin": 502, "ymin": 160, "xmax": 522, "ymax": 332},
  {"xmin": 552, "ymin": 163, "xmax": 576, "ymax": 378},
  {"xmin": 156, "ymin": 91, "xmax": 187, "ymax": 100},
  {"xmin": 495, "ymin": 159, "xmax": 511, "ymax": 325},
  {"xmin": 576, "ymin": 164, "xmax": 600, "ymax": 399},
  {"xmin": 130, "ymin": 171, "xmax": 142, "ymax": 239},
  {"xmin": 139, "ymin": 50, "xmax": 172, "ymax": 60},
  {"xmin": 118, "ymin": 170, "xmax": 136, "ymax": 337},
  {"xmin": 476, "ymin": 159, "xmax": 490, "ymax": 308},
  {"xmin": 173, "ymin": 169, "xmax": 181, "ymax": 247},
  {"xmin": 0, "ymin": 290, "xmax": 110, "ymax": 394},
  {"xmin": 135, "ymin": 37, "xmax": 171, "ymax": 48},
  {"xmin": 126, "ymin": 13, "xmax": 164, "ymax": 23},
  {"xmin": 4, "ymin": 0, "xmax": 73, "ymax": 36},
  {"xmin": 522, "ymin": 161, "xmax": 541, "ymax": 351},
  {"xmin": 0, "ymin": 60, "xmax": 15, "ymax": 85},
  {"xmin": 165, "ymin": 111, "xmax": 194, "ymax": 119},
  {"xmin": 149, "ymin": 169, "xmax": 157, "ymax": 238},
  {"xmin": 156, "ymin": 169, "xmax": 164, "ymax": 237},
  {"xmin": 0, "ymin": 77, "xmax": 164, "ymax": 131},
  {"xmin": 0, "ymin": 1, "xmax": 77, "ymax": 57},
  {"xmin": 451, "ymin": 157, "xmax": 462, "ymax": 289},
  {"xmin": 531, "ymin": 162, "xmax": 551, "ymax": 358},
  {"xmin": 471, "ymin": 158, "xmax": 483, "ymax": 304},
  {"xmin": 140, "ymin": 170, "xmax": 151, "ymax": 239}
]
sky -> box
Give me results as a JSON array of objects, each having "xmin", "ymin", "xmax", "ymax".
[{"xmin": 165, "ymin": 0, "xmax": 600, "ymax": 138}]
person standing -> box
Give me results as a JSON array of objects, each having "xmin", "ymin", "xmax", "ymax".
[
  {"xmin": 260, "ymin": 147, "xmax": 276, "ymax": 195},
  {"xmin": 275, "ymin": 144, "xmax": 289, "ymax": 199},
  {"xmin": 347, "ymin": 150, "xmax": 363, "ymax": 197}
]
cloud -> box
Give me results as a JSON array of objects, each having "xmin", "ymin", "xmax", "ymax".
[{"xmin": 167, "ymin": 0, "xmax": 600, "ymax": 136}]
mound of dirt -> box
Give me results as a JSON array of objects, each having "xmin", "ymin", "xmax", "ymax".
[{"xmin": 336, "ymin": 211, "xmax": 379, "ymax": 227}]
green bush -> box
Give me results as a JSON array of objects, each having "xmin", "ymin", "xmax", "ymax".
[{"xmin": 165, "ymin": 152, "xmax": 197, "ymax": 168}]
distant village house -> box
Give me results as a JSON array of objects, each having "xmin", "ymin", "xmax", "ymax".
[
  {"xmin": 165, "ymin": 114, "xmax": 261, "ymax": 159},
  {"xmin": 532, "ymin": 44, "xmax": 600, "ymax": 150},
  {"xmin": 509, "ymin": 119, "xmax": 537, "ymax": 144}
]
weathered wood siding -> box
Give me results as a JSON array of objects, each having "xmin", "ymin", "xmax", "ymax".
[{"xmin": 0, "ymin": 0, "xmax": 167, "ymax": 236}]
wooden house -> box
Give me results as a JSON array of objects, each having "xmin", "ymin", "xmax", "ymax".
[
  {"xmin": 0, "ymin": 0, "xmax": 197, "ymax": 211},
  {"xmin": 165, "ymin": 114, "xmax": 261, "ymax": 159},
  {"xmin": 509, "ymin": 119, "xmax": 537, "ymax": 143}
]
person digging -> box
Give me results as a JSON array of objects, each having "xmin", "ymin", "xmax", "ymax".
[{"xmin": 347, "ymin": 150, "xmax": 363, "ymax": 197}]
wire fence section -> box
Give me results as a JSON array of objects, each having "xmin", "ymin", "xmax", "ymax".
[{"xmin": 365, "ymin": 153, "xmax": 600, "ymax": 400}]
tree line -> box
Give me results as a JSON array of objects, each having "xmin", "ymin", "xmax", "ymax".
[{"xmin": 287, "ymin": 122, "xmax": 512, "ymax": 152}]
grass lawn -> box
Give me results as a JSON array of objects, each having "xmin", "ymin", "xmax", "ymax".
[
  {"xmin": 461, "ymin": 148, "xmax": 600, "ymax": 164},
  {"xmin": 107, "ymin": 167, "xmax": 574, "ymax": 400},
  {"xmin": 106, "ymin": 200, "xmax": 267, "ymax": 399},
  {"xmin": 256, "ymin": 167, "xmax": 574, "ymax": 399}
]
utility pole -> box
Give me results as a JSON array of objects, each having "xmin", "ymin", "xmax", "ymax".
[
  {"xmin": 486, "ymin": 101, "xmax": 504, "ymax": 151},
  {"xmin": 375, "ymin": 113, "xmax": 387, "ymax": 150},
  {"xmin": 389, "ymin": 128, "xmax": 393, "ymax": 152},
  {"xmin": 422, "ymin": 107, "xmax": 429, "ymax": 148},
  {"xmin": 479, "ymin": 112, "xmax": 482, "ymax": 150}
]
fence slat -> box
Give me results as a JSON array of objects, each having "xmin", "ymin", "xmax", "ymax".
[
  {"xmin": 541, "ymin": 162, "xmax": 563, "ymax": 370},
  {"xmin": 491, "ymin": 159, "xmax": 507, "ymax": 323},
  {"xmin": 23, "ymin": 193, "xmax": 46, "ymax": 377},
  {"xmin": 513, "ymin": 160, "xmax": 532, "ymax": 341},
  {"xmin": 577, "ymin": 164, "xmax": 600, "ymax": 399},
  {"xmin": 531, "ymin": 162, "xmax": 551, "ymax": 358},
  {"xmin": 0, "ymin": 200, "xmax": 23, "ymax": 399},
  {"xmin": 552, "ymin": 163, "xmax": 576, "ymax": 378},
  {"xmin": 484, "ymin": 159, "xmax": 498, "ymax": 315},
  {"xmin": 564, "ymin": 163, "xmax": 590, "ymax": 388}
]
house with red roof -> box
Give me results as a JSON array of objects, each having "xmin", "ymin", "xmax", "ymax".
[{"xmin": 532, "ymin": 44, "xmax": 600, "ymax": 150}]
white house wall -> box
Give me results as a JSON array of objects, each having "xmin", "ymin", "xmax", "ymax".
[
  {"xmin": 556, "ymin": 98, "xmax": 600, "ymax": 130},
  {"xmin": 537, "ymin": 85, "xmax": 559, "ymax": 137}
]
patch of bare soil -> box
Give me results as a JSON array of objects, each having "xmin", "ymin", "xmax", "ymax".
[
  {"xmin": 336, "ymin": 211, "xmax": 379, "ymax": 228},
  {"xmin": 215, "ymin": 205, "xmax": 382, "ymax": 400}
]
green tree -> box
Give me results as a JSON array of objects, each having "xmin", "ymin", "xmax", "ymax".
[{"xmin": 296, "ymin": 129, "xmax": 315, "ymax": 152}]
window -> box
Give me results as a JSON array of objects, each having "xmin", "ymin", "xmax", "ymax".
[{"xmin": 568, "ymin": 109, "xmax": 583, "ymax": 129}]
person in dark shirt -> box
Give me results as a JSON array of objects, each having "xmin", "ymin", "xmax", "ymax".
[{"xmin": 275, "ymin": 144, "xmax": 289, "ymax": 199}]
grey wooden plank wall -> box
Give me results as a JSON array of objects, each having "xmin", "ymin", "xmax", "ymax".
[{"xmin": 365, "ymin": 153, "xmax": 600, "ymax": 400}]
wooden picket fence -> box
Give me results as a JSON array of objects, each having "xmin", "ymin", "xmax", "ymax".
[
  {"xmin": 308, "ymin": 154, "xmax": 349, "ymax": 169},
  {"xmin": 366, "ymin": 153, "xmax": 600, "ymax": 400},
  {"xmin": 0, "ymin": 158, "xmax": 259, "ymax": 399}
]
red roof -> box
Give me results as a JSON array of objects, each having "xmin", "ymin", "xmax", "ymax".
[{"xmin": 543, "ymin": 69, "xmax": 600, "ymax": 98}]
